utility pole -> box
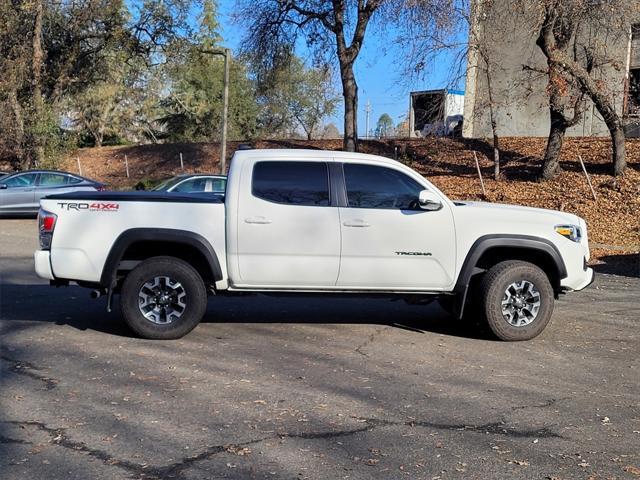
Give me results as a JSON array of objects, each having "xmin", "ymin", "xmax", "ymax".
[
  {"xmin": 220, "ymin": 48, "xmax": 230, "ymax": 175},
  {"xmin": 365, "ymin": 100, "xmax": 371, "ymax": 139},
  {"xmin": 201, "ymin": 48, "xmax": 231, "ymax": 175}
]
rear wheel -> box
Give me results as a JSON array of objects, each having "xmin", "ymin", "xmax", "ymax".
[
  {"xmin": 479, "ymin": 260, "xmax": 554, "ymax": 341},
  {"xmin": 120, "ymin": 256, "xmax": 207, "ymax": 339}
]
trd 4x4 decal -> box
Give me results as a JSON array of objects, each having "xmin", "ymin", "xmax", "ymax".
[{"xmin": 57, "ymin": 202, "xmax": 119, "ymax": 212}]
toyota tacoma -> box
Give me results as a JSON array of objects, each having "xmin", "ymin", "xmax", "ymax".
[{"xmin": 34, "ymin": 149, "xmax": 594, "ymax": 341}]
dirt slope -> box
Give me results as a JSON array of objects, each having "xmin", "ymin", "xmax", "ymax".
[{"xmin": 59, "ymin": 137, "xmax": 639, "ymax": 272}]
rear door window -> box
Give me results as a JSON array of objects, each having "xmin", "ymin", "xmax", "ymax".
[
  {"xmin": 252, "ymin": 161, "xmax": 330, "ymax": 206},
  {"xmin": 38, "ymin": 173, "xmax": 68, "ymax": 187}
]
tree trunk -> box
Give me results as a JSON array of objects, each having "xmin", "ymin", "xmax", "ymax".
[
  {"xmin": 487, "ymin": 94, "xmax": 500, "ymax": 180},
  {"xmin": 483, "ymin": 56, "xmax": 500, "ymax": 180},
  {"xmin": 307, "ymin": 131, "xmax": 312, "ymax": 141},
  {"xmin": 544, "ymin": 45, "xmax": 627, "ymax": 176},
  {"xmin": 8, "ymin": 88, "xmax": 26, "ymax": 169},
  {"xmin": 492, "ymin": 133, "xmax": 500, "ymax": 180},
  {"xmin": 584, "ymin": 88, "xmax": 627, "ymax": 175},
  {"xmin": 540, "ymin": 108, "xmax": 567, "ymax": 180},
  {"xmin": 340, "ymin": 63, "xmax": 358, "ymax": 152},
  {"xmin": 537, "ymin": 62, "xmax": 577, "ymax": 181},
  {"xmin": 611, "ymin": 123, "xmax": 626, "ymax": 176},
  {"xmin": 31, "ymin": 0, "xmax": 45, "ymax": 167}
]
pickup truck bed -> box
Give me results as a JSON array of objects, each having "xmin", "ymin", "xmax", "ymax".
[
  {"xmin": 37, "ymin": 191, "xmax": 227, "ymax": 287},
  {"xmin": 46, "ymin": 191, "xmax": 224, "ymax": 203}
]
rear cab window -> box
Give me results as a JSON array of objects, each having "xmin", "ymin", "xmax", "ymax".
[{"xmin": 252, "ymin": 161, "xmax": 330, "ymax": 206}]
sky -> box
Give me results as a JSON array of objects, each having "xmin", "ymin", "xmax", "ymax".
[{"xmin": 215, "ymin": 1, "xmax": 467, "ymax": 136}]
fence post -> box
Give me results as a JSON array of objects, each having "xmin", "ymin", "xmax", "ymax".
[
  {"xmin": 124, "ymin": 155, "xmax": 130, "ymax": 178},
  {"xmin": 578, "ymin": 155, "xmax": 597, "ymax": 200},
  {"xmin": 180, "ymin": 152, "xmax": 184, "ymax": 171},
  {"xmin": 76, "ymin": 157, "xmax": 82, "ymax": 176},
  {"xmin": 473, "ymin": 151, "xmax": 486, "ymax": 196}
]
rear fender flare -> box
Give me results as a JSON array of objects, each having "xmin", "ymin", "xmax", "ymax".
[{"xmin": 99, "ymin": 228, "xmax": 223, "ymax": 288}]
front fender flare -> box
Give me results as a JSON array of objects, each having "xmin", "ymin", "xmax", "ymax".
[{"xmin": 452, "ymin": 234, "xmax": 567, "ymax": 319}]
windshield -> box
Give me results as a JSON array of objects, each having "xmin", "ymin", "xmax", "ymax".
[{"xmin": 151, "ymin": 177, "xmax": 184, "ymax": 191}]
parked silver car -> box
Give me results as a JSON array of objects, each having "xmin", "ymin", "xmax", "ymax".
[
  {"xmin": 151, "ymin": 174, "xmax": 226, "ymax": 194},
  {"xmin": 0, "ymin": 170, "xmax": 105, "ymax": 216}
]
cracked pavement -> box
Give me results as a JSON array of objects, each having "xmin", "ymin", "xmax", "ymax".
[{"xmin": 1, "ymin": 219, "xmax": 639, "ymax": 479}]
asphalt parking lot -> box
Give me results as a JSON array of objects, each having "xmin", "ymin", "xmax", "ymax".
[{"xmin": 1, "ymin": 219, "xmax": 639, "ymax": 480}]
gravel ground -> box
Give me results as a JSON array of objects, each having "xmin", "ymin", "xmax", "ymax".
[{"xmin": 1, "ymin": 219, "xmax": 639, "ymax": 480}]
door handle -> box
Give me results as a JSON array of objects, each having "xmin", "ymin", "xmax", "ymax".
[
  {"xmin": 343, "ymin": 219, "xmax": 371, "ymax": 228},
  {"xmin": 245, "ymin": 216, "xmax": 272, "ymax": 224}
]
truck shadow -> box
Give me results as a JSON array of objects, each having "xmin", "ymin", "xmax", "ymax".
[
  {"xmin": 0, "ymin": 282, "xmax": 492, "ymax": 341},
  {"xmin": 591, "ymin": 253, "xmax": 640, "ymax": 278},
  {"xmin": 204, "ymin": 293, "xmax": 494, "ymax": 340}
]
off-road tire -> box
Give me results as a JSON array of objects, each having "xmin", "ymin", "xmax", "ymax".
[
  {"xmin": 120, "ymin": 256, "xmax": 207, "ymax": 339},
  {"xmin": 479, "ymin": 260, "xmax": 554, "ymax": 341}
]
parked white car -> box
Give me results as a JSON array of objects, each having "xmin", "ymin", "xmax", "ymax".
[{"xmin": 34, "ymin": 149, "xmax": 593, "ymax": 341}]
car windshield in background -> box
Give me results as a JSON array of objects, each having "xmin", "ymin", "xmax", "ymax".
[{"xmin": 151, "ymin": 177, "xmax": 182, "ymax": 191}]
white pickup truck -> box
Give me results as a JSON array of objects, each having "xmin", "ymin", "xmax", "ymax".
[{"xmin": 34, "ymin": 149, "xmax": 594, "ymax": 341}]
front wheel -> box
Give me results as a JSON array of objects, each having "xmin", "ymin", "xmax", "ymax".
[
  {"xmin": 479, "ymin": 260, "xmax": 555, "ymax": 341},
  {"xmin": 120, "ymin": 256, "xmax": 207, "ymax": 339}
]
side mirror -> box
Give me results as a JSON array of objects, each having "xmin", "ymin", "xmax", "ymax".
[
  {"xmin": 0, "ymin": 184, "xmax": 7, "ymax": 190},
  {"xmin": 418, "ymin": 190, "xmax": 442, "ymax": 211}
]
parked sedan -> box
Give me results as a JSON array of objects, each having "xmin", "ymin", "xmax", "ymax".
[
  {"xmin": 151, "ymin": 174, "xmax": 226, "ymax": 194},
  {"xmin": 0, "ymin": 170, "xmax": 105, "ymax": 216}
]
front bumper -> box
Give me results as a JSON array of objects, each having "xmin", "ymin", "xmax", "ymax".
[
  {"xmin": 34, "ymin": 250, "xmax": 54, "ymax": 280},
  {"xmin": 564, "ymin": 267, "xmax": 594, "ymax": 292}
]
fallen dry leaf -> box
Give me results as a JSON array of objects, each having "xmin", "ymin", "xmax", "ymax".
[
  {"xmin": 225, "ymin": 445, "xmax": 252, "ymax": 456},
  {"xmin": 624, "ymin": 465, "xmax": 640, "ymax": 476}
]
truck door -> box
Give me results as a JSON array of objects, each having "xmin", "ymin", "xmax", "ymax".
[
  {"xmin": 235, "ymin": 159, "xmax": 341, "ymax": 287},
  {"xmin": 336, "ymin": 163, "xmax": 456, "ymax": 290}
]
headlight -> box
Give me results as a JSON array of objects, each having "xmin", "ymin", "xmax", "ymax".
[{"xmin": 555, "ymin": 225, "xmax": 582, "ymax": 242}]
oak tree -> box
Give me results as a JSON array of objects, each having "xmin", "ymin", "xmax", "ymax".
[{"xmin": 236, "ymin": 0, "xmax": 458, "ymax": 151}]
